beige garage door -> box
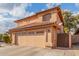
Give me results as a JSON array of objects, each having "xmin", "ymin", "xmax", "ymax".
[{"xmin": 16, "ymin": 30, "xmax": 46, "ymax": 48}]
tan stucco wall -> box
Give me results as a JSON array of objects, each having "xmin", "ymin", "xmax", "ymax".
[
  {"xmin": 11, "ymin": 33, "xmax": 15, "ymax": 44},
  {"xmin": 50, "ymin": 13, "xmax": 58, "ymax": 23},
  {"xmin": 17, "ymin": 21, "xmax": 27, "ymax": 27},
  {"xmin": 17, "ymin": 16, "xmax": 43, "ymax": 27},
  {"xmin": 16, "ymin": 11, "xmax": 59, "ymax": 27}
]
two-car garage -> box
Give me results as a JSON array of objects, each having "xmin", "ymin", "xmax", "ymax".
[
  {"xmin": 11, "ymin": 24, "xmax": 57, "ymax": 48},
  {"xmin": 11, "ymin": 28, "xmax": 54, "ymax": 48},
  {"xmin": 15, "ymin": 29, "xmax": 47, "ymax": 48}
]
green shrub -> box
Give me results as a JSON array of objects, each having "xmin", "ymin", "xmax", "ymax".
[
  {"xmin": 0, "ymin": 34, "xmax": 3, "ymax": 41},
  {"xmin": 3, "ymin": 34, "xmax": 11, "ymax": 44}
]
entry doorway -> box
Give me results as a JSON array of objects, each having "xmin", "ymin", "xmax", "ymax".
[{"xmin": 45, "ymin": 29, "xmax": 52, "ymax": 47}]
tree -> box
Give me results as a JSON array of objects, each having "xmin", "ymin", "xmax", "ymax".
[
  {"xmin": 0, "ymin": 34, "xmax": 3, "ymax": 41},
  {"xmin": 3, "ymin": 33, "xmax": 11, "ymax": 44},
  {"xmin": 63, "ymin": 11, "xmax": 78, "ymax": 33}
]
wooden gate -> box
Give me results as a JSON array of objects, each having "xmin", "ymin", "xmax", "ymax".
[{"xmin": 57, "ymin": 33, "xmax": 69, "ymax": 47}]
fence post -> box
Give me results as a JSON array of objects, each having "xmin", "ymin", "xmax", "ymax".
[{"xmin": 69, "ymin": 32, "xmax": 72, "ymax": 48}]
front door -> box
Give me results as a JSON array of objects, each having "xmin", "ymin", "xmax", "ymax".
[{"xmin": 45, "ymin": 29, "xmax": 52, "ymax": 47}]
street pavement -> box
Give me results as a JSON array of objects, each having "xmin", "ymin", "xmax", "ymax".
[{"xmin": 0, "ymin": 45, "xmax": 79, "ymax": 56}]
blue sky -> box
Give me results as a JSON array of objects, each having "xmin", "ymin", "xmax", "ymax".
[
  {"xmin": 61, "ymin": 3, "xmax": 79, "ymax": 12},
  {"xmin": 26, "ymin": 3, "xmax": 79, "ymax": 13},
  {"xmin": 0, "ymin": 3, "xmax": 79, "ymax": 33},
  {"xmin": 28, "ymin": 3, "xmax": 79, "ymax": 12}
]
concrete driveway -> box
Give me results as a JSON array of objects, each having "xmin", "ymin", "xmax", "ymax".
[{"xmin": 0, "ymin": 45, "xmax": 79, "ymax": 56}]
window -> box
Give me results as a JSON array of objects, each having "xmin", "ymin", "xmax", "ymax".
[
  {"xmin": 36, "ymin": 31, "xmax": 44, "ymax": 35},
  {"xmin": 43, "ymin": 13, "xmax": 51, "ymax": 21},
  {"xmin": 28, "ymin": 32, "xmax": 35, "ymax": 35}
]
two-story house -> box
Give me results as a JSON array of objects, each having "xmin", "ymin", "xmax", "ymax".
[{"xmin": 9, "ymin": 6, "xmax": 63, "ymax": 48}]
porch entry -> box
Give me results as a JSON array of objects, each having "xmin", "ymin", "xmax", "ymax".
[{"xmin": 45, "ymin": 29, "xmax": 52, "ymax": 47}]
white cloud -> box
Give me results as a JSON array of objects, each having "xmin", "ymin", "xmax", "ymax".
[
  {"xmin": 46, "ymin": 3, "xmax": 55, "ymax": 8},
  {"xmin": 0, "ymin": 18, "xmax": 17, "ymax": 33},
  {"xmin": 46, "ymin": 3, "xmax": 61, "ymax": 8},
  {"xmin": 72, "ymin": 12, "xmax": 79, "ymax": 16},
  {"xmin": 0, "ymin": 3, "xmax": 34, "ymax": 33},
  {"xmin": 0, "ymin": 15, "xmax": 4, "ymax": 19},
  {"xmin": 25, "ymin": 12, "xmax": 35, "ymax": 17},
  {"xmin": 63, "ymin": 9, "xmax": 71, "ymax": 12},
  {"xmin": 10, "ymin": 3, "xmax": 34, "ymax": 18},
  {"xmin": 0, "ymin": 3, "xmax": 33, "ymax": 18},
  {"xmin": 0, "ymin": 3, "xmax": 21, "ymax": 10},
  {"xmin": 41, "ymin": 9, "xmax": 45, "ymax": 11},
  {"xmin": 10, "ymin": 7, "xmax": 26, "ymax": 18},
  {"xmin": 63, "ymin": 9, "xmax": 79, "ymax": 16},
  {"xmin": 75, "ymin": 3, "xmax": 79, "ymax": 7}
]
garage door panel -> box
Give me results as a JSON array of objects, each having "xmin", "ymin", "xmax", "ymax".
[{"xmin": 17, "ymin": 32, "xmax": 45, "ymax": 48}]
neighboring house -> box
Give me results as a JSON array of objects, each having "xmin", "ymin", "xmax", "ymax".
[{"xmin": 9, "ymin": 6, "xmax": 63, "ymax": 48}]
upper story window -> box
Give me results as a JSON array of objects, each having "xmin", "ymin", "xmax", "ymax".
[{"xmin": 42, "ymin": 13, "xmax": 51, "ymax": 21}]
